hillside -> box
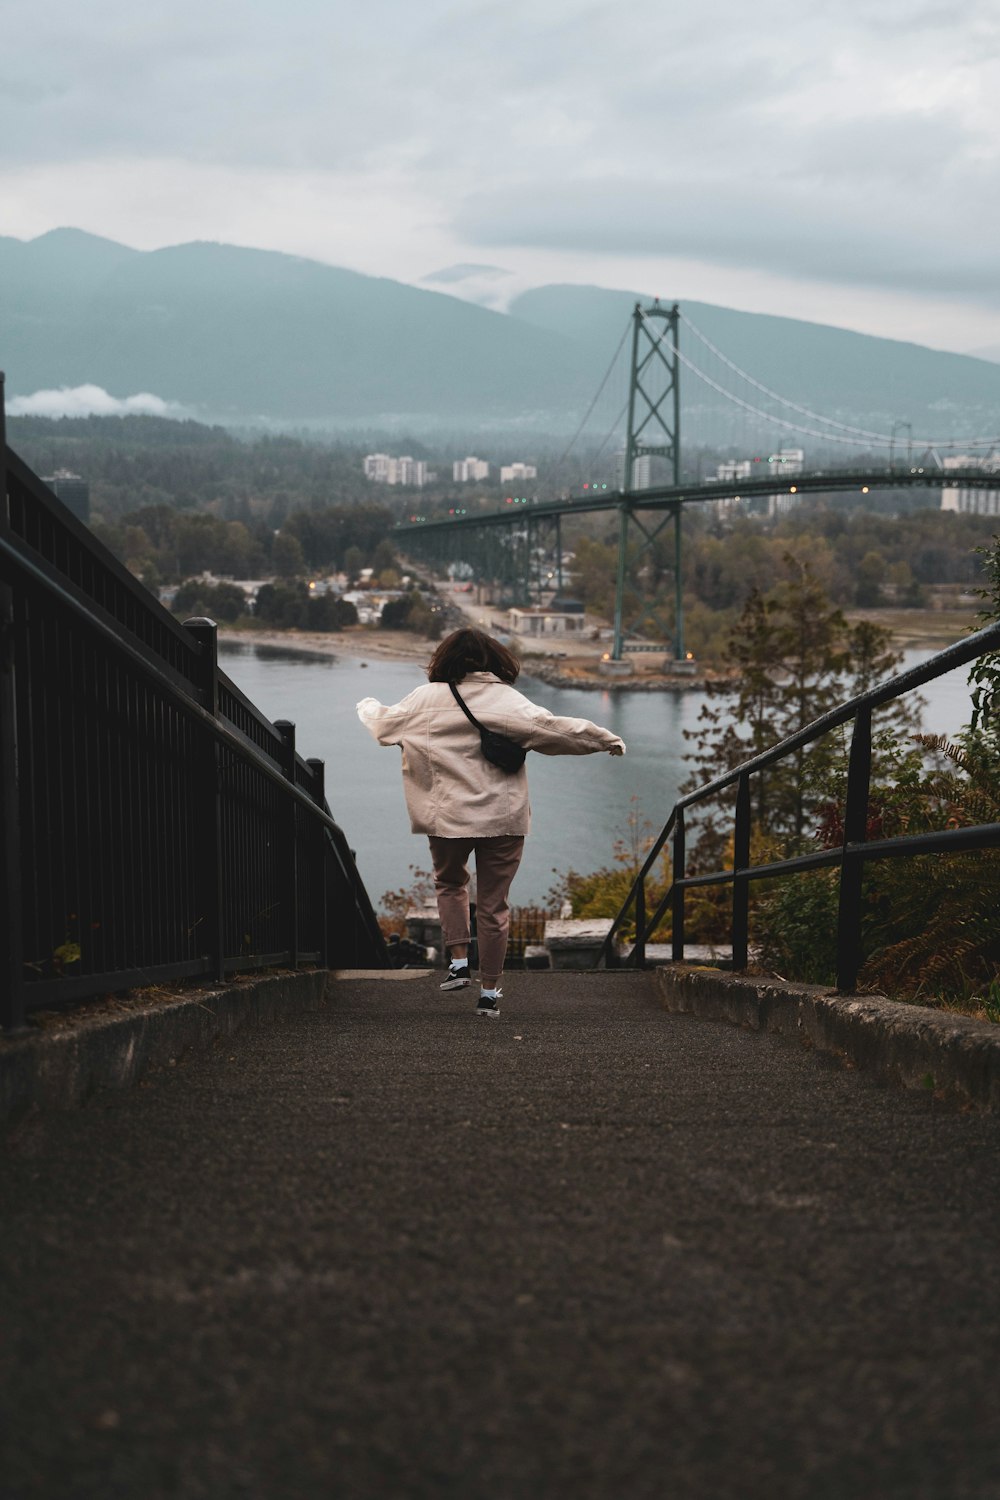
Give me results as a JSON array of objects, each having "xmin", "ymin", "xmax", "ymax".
[
  {"xmin": 3, "ymin": 229, "xmax": 1000, "ymax": 438},
  {"xmin": 0, "ymin": 230, "xmax": 590, "ymax": 426}
]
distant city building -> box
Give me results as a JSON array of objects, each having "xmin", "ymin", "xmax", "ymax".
[
  {"xmin": 942, "ymin": 473, "xmax": 1000, "ymax": 515},
  {"xmin": 499, "ymin": 462, "xmax": 537, "ymax": 484},
  {"xmin": 453, "ymin": 456, "xmax": 490, "ymax": 483},
  {"xmin": 631, "ymin": 455, "xmax": 652, "ymax": 489},
  {"xmin": 768, "ymin": 447, "xmax": 804, "ymax": 476},
  {"xmin": 43, "ymin": 469, "xmax": 90, "ymax": 524},
  {"xmin": 715, "ymin": 450, "xmax": 803, "ymax": 485},
  {"xmin": 364, "ymin": 453, "xmax": 392, "ymax": 483},
  {"xmin": 364, "ymin": 453, "xmax": 430, "ymax": 487},
  {"xmin": 507, "ymin": 605, "xmax": 589, "ymax": 640},
  {"xmin": 942, "ymin": 451, "xmax": 1000, "ymax": 473}
]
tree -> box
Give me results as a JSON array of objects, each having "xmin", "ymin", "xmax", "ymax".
[
  {"xmin": 273, "ymin": 531, "xmax": 306, "ymax": 579},
  {"xmin": 307, "ymin": 594, "xmax": 358, "ymax": 631},
  {"xmin": 254, "ymin": 582, "xmax": 308, "ymax": 627},
  {"xmin": 171, "ymin": 578, "xmax": 248, "ymax": 623},
  {"xmin": 855, "ymin": 549, "xmax": 885, "ymax": 607},
  {"xmin": 755, "ymin": 537, "xmax": 1000, "ymax": 1009},
  {"xmin": 683, "ymin": 554, "xmax": 912, "ymax": 856}
]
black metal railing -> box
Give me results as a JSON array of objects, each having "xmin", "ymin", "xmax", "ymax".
[
  {"xmin": 601, "ymin": 623, "xmax": 1000, "ymax": 988},
  {"xmin": 0, "ymin": 377, "xmax": 386, "ymax": 1032}
]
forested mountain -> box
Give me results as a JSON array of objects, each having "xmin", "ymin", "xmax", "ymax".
[
  {"xmin": 0, "ymin": 230, "xmax": 588, "ymax": 426},
  {"xmin": 3, "ymin": 228, "xmax": 1000, "ymax": 437}
]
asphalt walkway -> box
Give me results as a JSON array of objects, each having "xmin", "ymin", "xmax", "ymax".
[{"xmin": 3, "ymin": 971, "xmax": 1000, "ymax": 1499}]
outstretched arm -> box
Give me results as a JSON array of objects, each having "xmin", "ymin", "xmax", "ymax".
[
  {"xmin": 513, "ymin": 699, "xmax": 626, "ymax": 757},
  {"xmin": 356, "ymin": 695, "xmax": 410, "ymax": 747}
]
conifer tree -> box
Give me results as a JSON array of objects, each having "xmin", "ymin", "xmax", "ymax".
[{"xmin": 683, "ymin": 552, "xmax": 914, "ymax": 857}]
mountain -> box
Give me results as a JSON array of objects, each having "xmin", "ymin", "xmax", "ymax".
[
  {"xmin": 0, "ymin": 230, "xmax": 590, "ymax": 425},
  {"xmin": 3, "ymin": 229, "xmax": 1000, "ymax": 440}
]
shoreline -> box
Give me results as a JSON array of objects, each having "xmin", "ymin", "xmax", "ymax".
[
  {"xmin": 216, "ymin": 627, "xmax": 720, "ymax": 690},
  {"xmin": 216, "ymin": 607, "xmax": 975, "ymax": 691}
]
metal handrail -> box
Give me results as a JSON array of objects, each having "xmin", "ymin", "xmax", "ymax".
[
  {"xmin": 600, "ymin": 620, "xmax": 1000, "ymax": 988},
  {"xmin": 0, "ymin": 528, "xmax": 349, "ymax": 831},
  {"xmin": 1, "ymin": 460, "xmax": 387, "ymax": 1029}
]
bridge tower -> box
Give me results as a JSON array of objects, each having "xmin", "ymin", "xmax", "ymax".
[{"xmin": 613, "ymin": 301, "xmax": 684, "ymax": 661}]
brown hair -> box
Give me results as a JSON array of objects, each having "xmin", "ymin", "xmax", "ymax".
[{"xmin": 427, "ymin": 627, "xmax": 520, "ymax": 685}]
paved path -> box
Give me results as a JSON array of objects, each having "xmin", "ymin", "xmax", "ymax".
[{"xmin": 3, "ymin": 972, "xmax": 1000, "ymax": 1499}]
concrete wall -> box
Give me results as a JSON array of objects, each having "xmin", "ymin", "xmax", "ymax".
[{"xmin": 657, "ymin": 965, "xmax": 1000, "ymax": 1114}]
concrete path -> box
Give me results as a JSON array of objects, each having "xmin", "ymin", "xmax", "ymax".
[{"xmin": 3, "ymin": 971, "xmax": 1000, "ymax": 1499}]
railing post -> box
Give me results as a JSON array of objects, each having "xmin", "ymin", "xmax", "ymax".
[
  {"xmin": 275, "ymin": 720, "xmax": 299, "ymax": 968},
  {"xmin": 836, "ymin": 705, "xmax": 872, "ymax": 993},
  {"xmin": 671, "ymin": 806, "xmax": 686, "ymax": 961},
  {"xmin": 1, "ymin": 371, "xmax": 26, "ymax": 1034},
  {"xmin": 732, "ymin": 772, "xmax": 751, "ymax": 971},
  {"xmin": 183, "ymin": 618, "xmax": 225, "ymax": 981},
  {"xmin": 0, "ymin": 582, "xmax": 25, "ymax": 1034},
  {"xmin": 306, "ymin": 757, "xmax": 329, "ymax": 968},
  {"xmin": 634, "ymin": 874, "xmax": 646, "ymax": 969}
]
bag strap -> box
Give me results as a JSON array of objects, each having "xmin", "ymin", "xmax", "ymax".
[{"xmin": 449, "ymin": 681, "xmax": 487, "ymax": 734}]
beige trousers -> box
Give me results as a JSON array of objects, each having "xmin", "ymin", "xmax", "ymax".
[{"xmin": 428, "ymin": 835, "xmax": 525, "ymax": 989}]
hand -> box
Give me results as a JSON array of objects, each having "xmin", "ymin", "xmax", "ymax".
[{"xmin": 608, "ymin": 742, "xmax": 626, "ymax": 757}]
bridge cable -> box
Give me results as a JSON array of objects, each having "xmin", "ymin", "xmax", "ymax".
[
  {"xmin": 640, "ymin": 310, "xmax": 1000, "ymax": 453},
  {"xmin": 556, "ymin": 318, "xmax": 632, "ymax": 464},
  {"xmin": 593, "ymin": 399, "xmax": 631, "ymax": 460},
  {"xmin": 680, "ymin": 312, "xmax": 902, "ymax": 442}
]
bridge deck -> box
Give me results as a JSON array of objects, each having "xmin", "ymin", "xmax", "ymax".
[{"xmin": 3, "ymin": 971, "xmax": 1000, "ymax": 1499}]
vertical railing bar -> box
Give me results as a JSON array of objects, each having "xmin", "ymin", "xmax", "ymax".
[
  {"xmin": 634, "ymin": 873, "xmax": 646, "ymax": 969},
  {"xmin": 0, "ymin": 370, "xmax": 26, "ymax": 1030},
  {"xmin": 732, "ymin": 772, "xmax": 751, "ymax": 972},
  {"xmin": 184, "ymin": 618, "xmax": 225, "ymax": 981},
  {"xmin": 671, "ymin": 806, "xmax": 686, "ymax": 962},
  {"xmin": 275, "ymin": 721, "xmax": 299, "ymax": 967},
  {"xmin": 307, "ymin": 758, "xmax": 328, "ymax": 966},
  {"xmin": 836, "ymin": 705, "xmax": 873, "ymax": 993}
]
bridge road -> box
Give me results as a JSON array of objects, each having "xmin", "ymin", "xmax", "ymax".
[{"xmin": 3, "ymin": 972, "xmax": 1000, "ymax": 1500}]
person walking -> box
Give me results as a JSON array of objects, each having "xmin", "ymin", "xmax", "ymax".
[{"xmin": 357, "ymin": 626, "xmax": 625, "ymax": 1019}]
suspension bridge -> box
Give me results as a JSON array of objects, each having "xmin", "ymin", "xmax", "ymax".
[{"xmin": 399, "ymin": 301, "xmax": 1000, "ymax": 659}]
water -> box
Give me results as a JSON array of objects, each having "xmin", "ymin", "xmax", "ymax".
[{"xmin": 219, "ymin": 640, "xmax": 977, "ymax": 908}]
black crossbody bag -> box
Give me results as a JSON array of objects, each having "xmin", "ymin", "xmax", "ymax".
[{"xmin": 449, "ymin": 682, "xmax": 527, "ymax": 774}]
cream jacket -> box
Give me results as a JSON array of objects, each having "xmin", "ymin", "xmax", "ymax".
[{"xmin": 357, "ymin": 671, "xmax": 625, "ymax": 837}]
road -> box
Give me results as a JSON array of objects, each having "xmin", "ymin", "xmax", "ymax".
[{"xmin": 2, "ymin": 971, "xmax": 999, "ymax": 1499}]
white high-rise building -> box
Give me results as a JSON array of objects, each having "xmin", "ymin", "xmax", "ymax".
[
  {"xmin": 453, "ymin": 456, "xmax": 490, "ymax": 482},
  {"xmin": 940, "ymin": 451, "xmax": 1000, "ymax": 513},
  {"xmin": 364, "ymin": 454, "xmax": 430, "ymax": 487},
  {"xmin": 716, "ymin": 459, "xmax": 752, "ymax": 482},
  {"xmin": 499, "ymin": 462, "xmax": 537, "ymax": 484}
]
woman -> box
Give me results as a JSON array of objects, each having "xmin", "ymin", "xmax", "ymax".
[{"xmin": 357, "ymin": 627, "xmax": 625, "ymax": 1018}]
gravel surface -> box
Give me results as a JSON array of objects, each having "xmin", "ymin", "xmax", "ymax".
[{"xmin": 3, "ymin": 971, "xmax": 1000, "ymax": 1500}]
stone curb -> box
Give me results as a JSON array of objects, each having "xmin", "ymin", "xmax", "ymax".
[
  {"xmin": 0, "ymin": 971, "xmax": 332, "ymax": 1128},
  {"xmin": 656, "ymin": 964, "xmax": 1000, "ymax": 1113}
]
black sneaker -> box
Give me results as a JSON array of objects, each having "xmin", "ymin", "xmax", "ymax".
[
  {"xmin": 476, "ymin": 988, "xmax": 502, "ymax": 1019},
  {"xmin": 440, "ymin": 964, "xmax": 471, "ymax": 991}
]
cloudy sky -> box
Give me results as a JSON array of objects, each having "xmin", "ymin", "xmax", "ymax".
[{"xmin": 4, "ymin": 0, "xmax": 999, "ymax": 354}]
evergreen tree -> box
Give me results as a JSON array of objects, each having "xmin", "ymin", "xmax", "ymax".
[{"xmin": 683, "ymin": 554, "xmax": 914, "ymax": 857}]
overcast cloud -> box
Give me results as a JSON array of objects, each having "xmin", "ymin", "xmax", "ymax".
[
  {"xmin": 2, "ymin": 0, "xmax": 999, "ymax": 352},
  {"xmin": 6, "ymin": 386, "xmax": 189, "ymax": 419}
]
